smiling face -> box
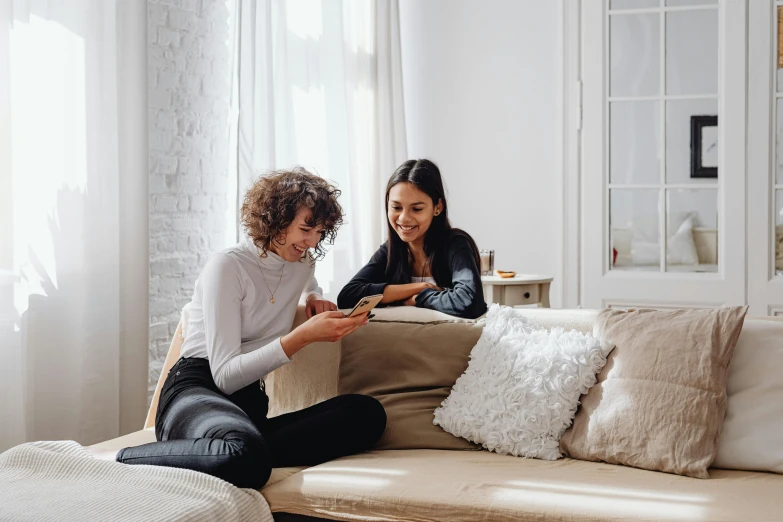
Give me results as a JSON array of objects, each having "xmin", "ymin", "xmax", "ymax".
[
  {"xmin": 270, "ymin": 207, "xmax": 324, "ymax": 262},
  {"xmin": 387, "ymin": 182, "xmax": 443, "ymax": 247}
]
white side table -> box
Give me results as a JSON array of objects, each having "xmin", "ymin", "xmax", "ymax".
[{"xmin": 481, "ymin": 274, "xmax": 553, "ymax": 308}]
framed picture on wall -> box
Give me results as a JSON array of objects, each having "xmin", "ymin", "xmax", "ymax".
[{"xmin": 690, "ymin": 115, "xmax": 718, "ymax": 179}]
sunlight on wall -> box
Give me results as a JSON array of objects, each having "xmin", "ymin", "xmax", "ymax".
[{"xmin": 9, "ymin": 15, "xmax": 87, "ymax": 317}]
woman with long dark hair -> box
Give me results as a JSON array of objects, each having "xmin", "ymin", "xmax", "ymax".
[{"xmin": 337, "ymin": 159, "xmax": 486, "ymax": 319}]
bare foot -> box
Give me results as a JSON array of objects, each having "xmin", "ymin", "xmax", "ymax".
[{"xmin": 84, "ymin": 446, "xmax": 120, "ymax": 462}]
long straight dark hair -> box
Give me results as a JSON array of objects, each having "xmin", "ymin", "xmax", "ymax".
[{"xmin": 384, "ymin": 159, "xmax": 481, "ymax": 288}]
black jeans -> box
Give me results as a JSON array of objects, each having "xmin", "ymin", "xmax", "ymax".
[{"xmin": 117, "ymin": 358, "xmax": 386, "ymax": 489}]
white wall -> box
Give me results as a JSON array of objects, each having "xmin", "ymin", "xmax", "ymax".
[
  {"xmin": 147, "ymin": 0, "xmax": 233, "ymax": 401},
  {"xmin": 399, "ymin": 0, "xmax": 564, "ymax": 307}
]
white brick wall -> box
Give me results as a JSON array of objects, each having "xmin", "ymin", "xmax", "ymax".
[{"xmin": 148, "ymin": 0, "xmax": 232, "ymax": 403}]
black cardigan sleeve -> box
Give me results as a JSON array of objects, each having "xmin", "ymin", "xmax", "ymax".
[
  {"xmin": 337, "ymin": 244, "xmax": 390, "ymax": 309},
  {"xmin": 414, "ymin": 235, "xmax": 487, "ymax": 319}
]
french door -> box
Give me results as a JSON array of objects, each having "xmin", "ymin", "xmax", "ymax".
[{"xmin": 581, "ymin": 0, "xmax": 746, "ymax": 309}]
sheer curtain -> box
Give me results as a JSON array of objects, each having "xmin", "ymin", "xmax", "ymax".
[
  {"xmin": 0, "ymin": 0, "xmax": 147, "ymax": 452},
  {"xmin": 231, "ymin": 0, "xmax": 407, "ymax": 299}
]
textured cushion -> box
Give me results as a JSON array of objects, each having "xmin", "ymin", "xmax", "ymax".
[
  {"xmin": 434, "ymin": 305, "xmax": 612, "ymax": 459},
  {"xmin": 714, "ymin": 317, "xmax": 783, "ymax": 474},
  {"xmin": 560, "ymin": 306, "xmax": 748, "ymax": 478},
  {"xmin": 338, "ymin": 317, "xmax": 483, "ymax": 451}
]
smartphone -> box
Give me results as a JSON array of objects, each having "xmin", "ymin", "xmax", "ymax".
[{"xmin": 345, "ymin": 294, "xmax": 383, "ymax": 318}]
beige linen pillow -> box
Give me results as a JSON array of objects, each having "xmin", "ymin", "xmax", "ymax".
[
  {"xmin": 339, "ymin": 318, "xmax": 483, "ymax": 451},
  {"xmin": 559, "ymin": 306, "xmax": 748, "ymax": 478}
]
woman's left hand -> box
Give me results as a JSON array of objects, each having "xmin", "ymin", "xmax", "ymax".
[
  {"xmin": 306, "ymin": 296, "xmax": 338, "ymax": 318},
  {"xmin": 403, "ymin": 294, "xmax": 418, "ymax": 307}
]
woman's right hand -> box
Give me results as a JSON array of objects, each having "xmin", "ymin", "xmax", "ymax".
[
  {"xmin": 418, "ymin": 282, "xmax": 441, "ymax": 293},
  {"xmin": 281, "ymin": 311, "xmax": 369, "ymax": 357},
  {"xmin": 404, "ymin": 283, "xmax": 442, "ymax": 307},
  {"xmin": 301, "ymin": 311, "xmax": 369, "ymax": 343},
  {"xmin": 381, "ymin": 282, "xmax": 442, "ymax": 304}
]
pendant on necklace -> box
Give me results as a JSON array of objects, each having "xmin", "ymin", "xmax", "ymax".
[{"xmin": 270, "ymin": 297, "xmax": 276, "ymax": 304}]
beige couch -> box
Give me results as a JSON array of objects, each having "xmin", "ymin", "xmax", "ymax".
[{"xmin": 92, "ymin": 307, "xmax": 783, "ymax": 522}]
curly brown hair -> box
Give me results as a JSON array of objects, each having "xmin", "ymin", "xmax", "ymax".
[{"xmin": 241, "ymin": 167, "xmax": 344, "ymax": 262}]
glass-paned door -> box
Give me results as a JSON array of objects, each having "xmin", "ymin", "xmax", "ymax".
[{"xmin": 582, "ymin": 0, "xmax": 746, "ymax": 309}]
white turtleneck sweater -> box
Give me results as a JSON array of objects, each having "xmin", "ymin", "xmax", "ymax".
[{"xmin": 179, "ymin": 237, "xmax": 322, "ymax": 395}]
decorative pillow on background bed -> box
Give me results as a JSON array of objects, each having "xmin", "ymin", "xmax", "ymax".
[
  {"xmin": 339, "ymin": 317, "xmax": 483, "ymax": 451},
  {"xmin": 433, "ymin": 305, "xmax": 613, "ymax": 460},
  {"xmin": 560, "ymin": 306, "xmax": 748, "ymax": 479},
  {"xmin": 666, "ymin": 216, "xmax": 699, "ymax": 265},
  {"xmin": 631, "ymin": 214, "xmax": 699, "ymax": 266}
]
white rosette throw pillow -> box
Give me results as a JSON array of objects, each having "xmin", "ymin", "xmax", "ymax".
[{"xmin": 433, "ymin": 304, "xmax": 613, "ymax": 460}]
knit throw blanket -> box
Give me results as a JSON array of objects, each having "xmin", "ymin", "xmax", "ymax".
[{"xmin": 0, "ymin": 440, "xmax": 273, "ymax": 522}]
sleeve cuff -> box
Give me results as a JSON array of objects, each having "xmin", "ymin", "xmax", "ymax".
[
  {"xmin": 367, "ymin": 282, "xmax": 388, "ymax": 297},
  {"xmin": 304, "ymin": 290, "xmax": 323, "ymax": 301},
  {"xmin": 271, "ymin": 337, "xmax": 293, "ymax": 364}
]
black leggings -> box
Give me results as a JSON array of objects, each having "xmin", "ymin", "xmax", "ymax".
[{"xmin": 117, "ymin": 358, "xmax": 386, "ymax": 488}]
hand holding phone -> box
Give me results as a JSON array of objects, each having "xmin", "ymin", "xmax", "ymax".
[
  {"xmin": 282, "ymin": 308, "xmax": 371, "ymax": 356},
  {"xmin": 345, "ymin": 294, "xmax": 383, "ymax": 318}
]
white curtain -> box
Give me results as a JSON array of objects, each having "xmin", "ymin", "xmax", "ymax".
[
  {"xmin": 0, "ymin": 0, "xmax": 143, "ymax": 452},
  {"xmin": 231, "ymin": 0, "xmax": 408, "ymax": 299}
]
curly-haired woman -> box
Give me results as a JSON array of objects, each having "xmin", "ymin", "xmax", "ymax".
[{"xmin": 112, "ymin": 168, "xmax": 386, "ymax": 488}]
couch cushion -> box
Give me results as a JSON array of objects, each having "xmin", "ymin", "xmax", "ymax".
[
  {"xmin": 266, "ymin": 307, "xmax": 472, "ymax": 418},
  {"xmin": 560, "ymin": 306, "xmax": 748, "ymax": 478},
  {"xmin": 339, "ymin": 317, "xmax": 483, "ymax": 451},
  {"xmin": 714, "ymin": 316, "xmax": 783, "ymax": 474},
  {"xmin": 263, "ymin": 448, "xmax": 783, "ymax": 522}
]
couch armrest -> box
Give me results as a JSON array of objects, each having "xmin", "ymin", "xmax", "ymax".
[
  {"xmin": 144, "ymin": 321, "xmax": 183, "ymax": 429},
  {"xmin": 266, "ymin": 305, "xmax": 341, "ymax": 417}
]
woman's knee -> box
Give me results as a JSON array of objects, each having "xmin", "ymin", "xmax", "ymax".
[
  {"xmin": 223, "ymin": 434, "xmax": 272, "ymax": 489},
  {"xmin": 341, "ymin": 394, "xmax": 387, "ymax": 446}
]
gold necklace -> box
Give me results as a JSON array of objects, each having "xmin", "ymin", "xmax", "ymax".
[{"xmin": 259, "ymin": 262, "xmax": 284, "ymax": 304}]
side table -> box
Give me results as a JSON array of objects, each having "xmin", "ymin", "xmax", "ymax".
[{"xmin": 480, "ymin": 274, "xmax": 553, "ymax": 308}]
